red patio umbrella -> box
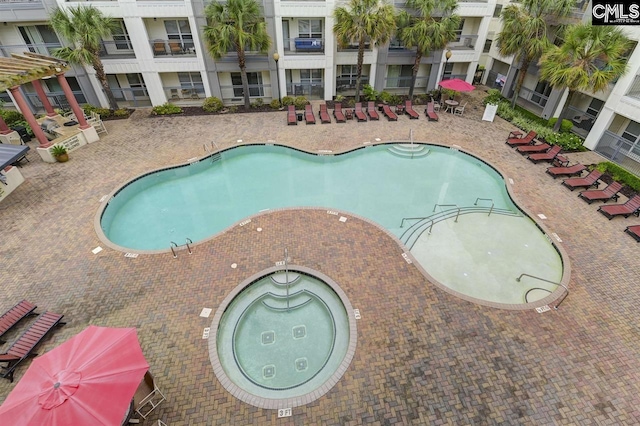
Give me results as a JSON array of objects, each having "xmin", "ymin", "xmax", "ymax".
[
  {"xmin": 439, "ymin": 78, "xmax": 476, "ymax": 92},
  {"xmin": 0, "ymin": 326, "xmax": 149, "ymax": 425}
]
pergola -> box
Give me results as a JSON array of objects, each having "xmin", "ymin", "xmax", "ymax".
[{"xmin": 0, "ymin": 52, "xmax": 93, "ymax": 148}]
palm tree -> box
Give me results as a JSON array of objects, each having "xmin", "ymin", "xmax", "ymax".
[
  {"xmin": 334, "ymin": 0, "xmax": 396, "ymax": 103},
  {"xmin": 204, "ymin": 0, "xmax": 270, "ymax": 109},
  {"xmin": 540, "ymin": 24, "xmax": 631, "ymax": 132},
  {"xmin": 397, "ymin": 0, "xmax": 460, "ymax": 100},
  {"xmin": 49, "ymin": 6, "xmax": 120, "ymax": 110},
  {"xmin": 495, "ymin": 0, "xmax": 574, "ymax": 108}
]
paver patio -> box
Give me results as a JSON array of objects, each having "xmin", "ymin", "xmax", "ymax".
[{"xmin": 1, "ymin": 89, "xmax": 639, "ymax": 425}]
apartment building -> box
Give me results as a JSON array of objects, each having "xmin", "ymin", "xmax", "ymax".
[{"xmin": 1, "ymin": 0, "xmax": 639, "ymax": 174}]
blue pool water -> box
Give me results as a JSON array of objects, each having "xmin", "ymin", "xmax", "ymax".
[{"xmin": 99, "ymin": 143, "xmax": 564, "ymax": 305}]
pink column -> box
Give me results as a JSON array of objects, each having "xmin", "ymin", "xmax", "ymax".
[
  {"xmin": 9, "ymin": 86, "xmax": 51, "ymax": 147},
  {"xmin": 33, "ymin": 79, "xmax": 57, "ymax": 117},
  {"xmin": 0, "ymin": 116, "xmax": 12, "ymax": 135},
  {"xmin": 56, "ymin": 73, "xmax": 90, "ymax": 130}
]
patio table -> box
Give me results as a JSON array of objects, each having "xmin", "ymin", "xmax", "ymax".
[{"xmin": 444, "ymin": 100, "xmax": 459, "ymax": 113}]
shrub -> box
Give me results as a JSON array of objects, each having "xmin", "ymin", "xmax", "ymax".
[
  {"xmin": 152, "ymin": 103, "xmax": 183, "ymax": 115},
  {"xmin": 548, "ymin": 117, "xmax": 573, "ymax": 133},
  {"xmin": 281, "ymin": 96, "xmax": 295, "ymax": 106},
  {"xmin": 0, "ymin": 110, "xmax": 26, "ymax": 126},
  {"xmin": 228, "ymin": 105, "xmax": 238, "ymax": 113},
  {"xmin": 294, "ymin": 96, "xmax": 308, "ymax": 109},
  {"xmin": 483, "ymin": 89, "xmax": 504, "ymax": 106},
  {"xmin": 496, "ymin": 101, "xmax": 516, "ymax": 121},
  {"xmin": 113, "ymin": 108, "xmax": 130, "ymax": 117},
  {"xmin": 378, "ymin": 91, "xmax": 394, "ymax": 104},
  {"xmin": 270, "ymin": 99, "xmax": 281, "ymax": 109},
  {"xmin": 595, "ymin": 162, "xmax": 640, "ymax": 192},
  {"xmin": 202, "ymin": 96, "xmax": 224, "ymax": 113},
  {"xmin": 363, "ymin": 84, "xmax": 379, "ymax": 102},
  {"xmin": 250, "ymin": 98, "xmax": 264, "ymax": 108}
]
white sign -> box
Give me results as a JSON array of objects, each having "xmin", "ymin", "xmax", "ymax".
[
  {"xmin": 482, "ymin": 104, "xmax": 498, "ymax": 122},
  {"xmin": 278, "ymin": 408, "xmax": 292, "ymax": 418}
]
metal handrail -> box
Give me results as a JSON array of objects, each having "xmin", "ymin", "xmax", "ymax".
[
  {"xmin": 170, "ymin": 238, "xmax": 194, "ymax": 258},
  {"xmin": 516, "ymin": 273, "xmax": 569, "ymax": 310},
  {"xmin": 474, "ymin": 198, "xmax": 494, "ymax": 216},
  {"xmin": 185, "ymin": 238, "xmax": 193, "ymax": 255},
  {"xmin": 170, "ymin": 242, "xmax": 179, "ymax": 259},
  {"xmin": 203, "ymin": 141, "xmax": 221, "ymax": 163},
  {"xmin": 432, "ymin": 204, "xmax": 460, "ymax": 222}
]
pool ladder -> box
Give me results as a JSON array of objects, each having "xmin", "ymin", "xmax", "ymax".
[
  {"xmin": 203, "ymin": 141, "xmax": 221, "ymax": 163},
  {"xmin": 170, "ymin": 238, "xmax": 193, "ymax": 258}
]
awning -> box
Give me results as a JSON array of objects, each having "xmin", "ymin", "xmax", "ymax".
[{"xmin": 0, "ymin": 143, "xmax": 30, "ymax": 170}]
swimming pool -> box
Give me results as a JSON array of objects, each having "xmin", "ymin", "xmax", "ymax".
[{"xmin": 98, "ymin": 143, "xmax": 565, "ymax": 306}]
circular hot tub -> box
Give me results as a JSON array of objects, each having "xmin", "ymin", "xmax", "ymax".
[{"xmin": 209, "ymin": 266, "xmax": 357, "ymax": 409}]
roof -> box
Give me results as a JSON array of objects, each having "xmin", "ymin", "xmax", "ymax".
[
  {"xmin": 0, "ymin": 143, "xmax": 30, "ymax": 170},
  {"xmin": 0, "ymin": 52, "xmax": 70, "ymax": 92}
]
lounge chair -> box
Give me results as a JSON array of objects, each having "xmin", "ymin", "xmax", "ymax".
[
  {"xmin": 562, "ymin": 170, "xmax": 603, "ymax": 191},
  {"xmin": 367, "ymin": 101, "xmax": 379, "ymax": 120},
  {"xmin": 334, "ymin": 103, "xmax": 346, "ymax": 123},
  {"xmin": 319, "ymin": 104, "xmax": 331, "ymax": 124},
  {"xmin": 405, "ymin": 100, "xmax": 419, "ymax": 119},
  {"xmin": 545, "ymin": 163, "xmax": 586, "ymax": 179},
  {"xmin": 0, "ymin": 312, "xmax": 65, "ymax": 382},
  {"xmin": 0, "ymin": 300, "xmax": 37, "ymax": 344},
  {"xmin": 516, "ymin": 142, "xmax": 552, "ymax": 155},
  {"xmin": 304, "ymin": 104, "xmax": 316, "ymax": 124},
  {"xmin": 506, "ymin": 131, "xmax": 537, "ymax": 147},
  {"xmin": 382, "ymin": 104, "xmax": 398, "ymax": 121},
  {"xmin": 354, "ymin": 103, "xmax": 367, "ymax": 122},
  {"xmin": 598, "ymin": 194, "xmax": 640, "ymax": 219},
  {"xmin": 287, "ymin": 105, "xmax": 297, "ymax": 125},
  {"xmin": 624, "ymin": 225, "xmax": 640, "ymax": 242},
  {"xmin": 425, "ymin": 102, "xmax": 438, "ymax": 121},
  {"xmin": 578, "ymin": 181, "xmax": 623, "ymax": 204},
  {"xmin": 527, "ymin": 145, "xmax": 562, "ymax": 163}
]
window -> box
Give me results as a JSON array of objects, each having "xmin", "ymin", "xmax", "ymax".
[
  {"xmin": 164, "ymin": 20, "xmax": 193, "ymax": 50},
  {"xmin": 493, "ymin": 5, "xmax": 503, "ymax": 18},
  {"xmin": 586, "ymin": 99, "xmax": 604, "ymax": 118},
  {"xmin": 298, "ymin": 20, "xmax": 323, "ymax": 39},
  {"xmin": 336, "ymin": 65, "xmax": 367, "ymax": 89},
  {"xmin": 18, "ymin": 25, "xmax": 60, "ymax": 55},
  {"xmin": 126, "ymin": 73, "xmax": 147, "ymax": 97},
  {"xmin": 386, "ymin": 65, "xmax": 412, "ymax": 88},
  {"xmin": 178, "ymin": 72, "xmax": 204, "ymax": 94},
  {"xmin": 300, "ymin": 69, "xmax": 323, "ymax": 84},
  {"xmin": 622, "ymin": 121, "xmax": 640, "ymax": 144},
  {"xmin": 112, "ymin": 21, "xmax": 132, "ymax": 50},
  {"xmin": 231, "ymin": 72, "xmax": 264, "ymax": 97},
  {"xmin": 454, "ymin": 20, "xmax": 465, "ymax": 42},
  {"xmin": 483, "ymin": 39, "xmax": 492, "ymax": 53}
]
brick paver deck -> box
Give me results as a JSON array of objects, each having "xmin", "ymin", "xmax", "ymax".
[{"xmin": 1, "ymin": 90, "xmax": 639, "ymax": 425}]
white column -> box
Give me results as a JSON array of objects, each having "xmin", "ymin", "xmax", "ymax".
[{"xmin": 584, "ymin": 107, "xmax": 615, "ymax": 150}]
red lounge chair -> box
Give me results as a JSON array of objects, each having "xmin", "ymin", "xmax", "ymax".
[
  {"xmin": 287, "ymin": 105, "xmax": 297, "ymax": 125},
  {"xmin": 506, "ymin": 131, "xmax": 537, "ymax": 147},
  {"xmin": 425, "ymin": 102, "xmax": 438, "ymax": 121},
  {"xmin": 319, "ymin": 104, "xmax": 331, "ymax": 124},
  {"xmin": 598, "ymin": 194, "xmax": 640, "ymax": 219},
  {"xmin": 333, "ymin": 102, "xmax": 346, "ymax": 123},
  {"xmin": 578, "ymin": 181, "xmax": 622, "ymax": 204},
  {"xmin": 354, "ymin": 103, "xmax": 367, "ymax": 122},
  {"xmin": 405, "ymin": 100, "xmax": 419, "ymax": 119},
  {"xmin": 0, "ymin": 300, "xmax": 37, "ymax": 344},
  {"xmin": 382, "ymin": 104, "xmax": 398, "ymax": 121},
  {"xmin": 304, "ymin": 104, "xmax": 316, "ymax": 124},
  {"xmin": 625, "ymin": 225, "xmax": 640, "ymax": 242},
  {"xmin": 516, "ymin": 142, "xmax": 551, "ymax": 155},
  {"xmin": 562, "ymin": 170, "xmax": 602, "ymax": 191},
  {"xmin": 0, "ymin": 312, "xmax": 65, "ymax": 382},
  {"xmin": 367, "ymin": 101, "xmax": 379, "ymax": 120},
  {"xmin": 545, "ymin": 163, "xmax": 586, "ymax": 179},
  {"xmin": 527, "ymin": 145, "xmax": 562, "ymax": 163}
]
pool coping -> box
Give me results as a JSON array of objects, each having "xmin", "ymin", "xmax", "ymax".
[
  {"xmin": 208, "ymin": 265, "xmax": 358, "ymax": 410},
  {"xmin": 93, "ymin": 141, "xmax": 571, "ymax": 311}
]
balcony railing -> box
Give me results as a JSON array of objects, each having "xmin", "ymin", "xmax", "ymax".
[
  {"xmin": 287, "ymin": 83, "xmax": 324, "ymax": 99},
  {"xmin": 150, "ymin": 40, "xmax": 196, "ymax": 57},
  {"xmin": 110, "ymin": 87, "xmax": 152, "ymax": 108},
  {"xmin": 336, "ymin": 77, "xmax": 368, "ymax": 94},
  {"xmin": 337, "ymin": 44, "xmax": 372, "ymax": 52},
  {"xmin": 566, "ymin": 105, "xmax": 597, "ymax": 138},
  {"xmin": 625, "ymin": 75, "xmax": 640, "ymax": 100},
  {"xmin": 99, "ymin": 40, "xmax": 136, "ymax": 59},
  {"xmin": 0, "ymin": 42, "xmax": 62, "ymax": 57},
  {"xmin": 219, "ymin": 84, "xmax": 272, "ymax": 103},
  {"xmin": 595, "ymin": 130, "xmax": 640, "ymax": 176},
  {"xmin": 518, "ymin": 86, "xmax": 549, "ymax": 107},
  {"xmin": 283, "ymin": 38, "xmax": 324, "ymax": 54},
  {"xmin": 384, "ymin": 76, "xmax": 429, "ymax": 90},
  {"xmin": 165, "ymin": 86, "xmax": 206, "ymax": 102},
  {"xmin": 448, "ymin": 35, "xmax": 478, "ymax": 51},
  {"xmin": 25, "ymin": 91, "xmax": 87, "ymax": 111},
  {"xmin": 441, "ymin": 74, "xmax": 467, "ymax": 82}
]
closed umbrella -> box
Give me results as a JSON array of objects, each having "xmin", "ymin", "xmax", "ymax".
[
  {"xmin": 0, "ymin": 326, "xmax": 149, "ymax": 425},
  {"xmin": 439, "ymin": 78, "xmax": 476, "ymax": 92}
]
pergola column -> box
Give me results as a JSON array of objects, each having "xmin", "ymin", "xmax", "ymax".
[
  {"xmin": 0, "ymin": 116, "xmax": 12, "ymax": 135},
  {"xmin": 56, "ymin": 73, "xmax": 90, "ymax": 130},
  {"xmin": 33, "ymin": 79, "xmax": 57, "ymax": 117},
  {"xmin": 9, "ymin": 86, "xmax": 51, "ymax": 147}
]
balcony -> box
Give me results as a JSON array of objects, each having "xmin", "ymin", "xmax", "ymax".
[
  {"xmin": 287, "ymin": 83, "xmax": 323, "ymax": 99},
  {"xmin": 165, "ymin": 86, "xmax": 206, "ymax": 103},
  {"xmin": 283, "ymin": 38, "xmax": 324, "ymax": 54},
  {"xmin": 566, "ymin": 105, "xmax": 596, "ymax": 138},
  {"xmin": 384, "ymin": 76, "xmax": 430, "ymax": 93},
  {"xmin": 625, "ymin": 75, "xmax": 640, "ymax": 101},
  {"xmin": 595, "ymin": 130, "xmax": 640, "ymax": 176},
  {"xmin": 99, "ymin": 40, "xmax": 136, "ymax": 59},
  {"xmin": 448, "ymin": 35, "xmax": 478, "ymax": 51},
  {"xmin": 151, "ymin": 40, "xmax": 196, "ymax": 57},
  {"xmin": 219, "ymin": 84, "xmax": 272, "ymax": 104},
  {"xmin": 0, "ymin": 42, "xmax": 61, "ymax": 57},
  {"xmin": 336, "ymin": 77, "xmax": 368, "ymax": 95}
]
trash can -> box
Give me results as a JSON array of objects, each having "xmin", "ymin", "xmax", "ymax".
[
  {"xmin": 11, "ymin": 125, "xmax": 31, "ymax": 143},
  {"xmin": 297, "ymin": 113, "xmax": 303, "ymax": 121}
]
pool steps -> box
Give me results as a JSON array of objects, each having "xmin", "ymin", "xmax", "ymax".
[{"xmin": 387, "ymin": 144, "xmax": 430, "ymax": 158}]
